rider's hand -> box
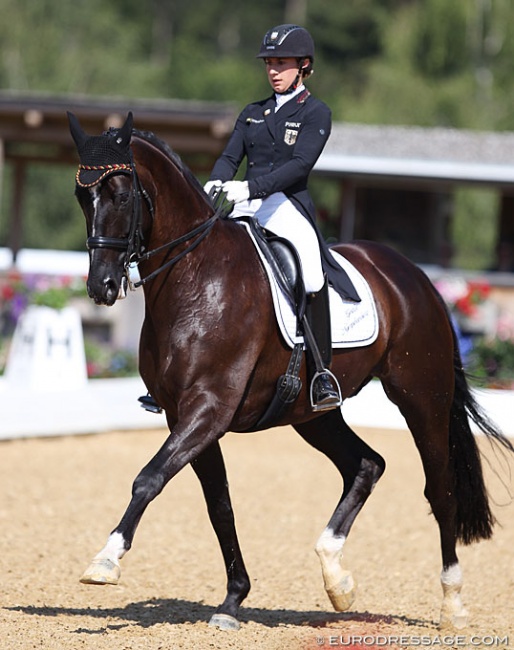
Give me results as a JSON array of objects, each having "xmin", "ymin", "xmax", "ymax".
[
  {"xmin": 204, "ymin": 179, "xmax": 222, "ymax": 195},
  {"xmin": 223, "ymin": 181, "xmax": 250, "ymax": 204}
]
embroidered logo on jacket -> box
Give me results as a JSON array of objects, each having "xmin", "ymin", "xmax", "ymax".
[{"xmin": 284, "ymin": 128, "xmax": 299, "ymax": 145}]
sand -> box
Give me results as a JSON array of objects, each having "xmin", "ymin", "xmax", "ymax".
[{"xmin": 0, "ymin": 425, "xmax": 512, "ymax": 649}]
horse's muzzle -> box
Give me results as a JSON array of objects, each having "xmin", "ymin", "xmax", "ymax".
[{"xmin": 88, "ymin": 276, "xmax": 123, "ymax": 306}]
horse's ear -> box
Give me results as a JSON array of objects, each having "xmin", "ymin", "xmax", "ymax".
[
  {"xmin": 67, "ymin": 112, "xmax": 88, "ymax": 149},
  {"xmin": 116, "ymin": 112, "xmax": 133, "ymax": 147}
]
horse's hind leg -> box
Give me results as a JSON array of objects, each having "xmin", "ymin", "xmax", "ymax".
[
  {"xmin": 294, "ymin": 410, "xmax": 385, "ymax": 612},
  {"xmin": 190, "ymin": 441, "xmax": 250, "ymax": 630},
  {"xmin": 383, "ymin": 376, "xmax": 468, "ymax": 630}
]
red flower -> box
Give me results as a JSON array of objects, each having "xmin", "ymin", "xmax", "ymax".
[{"xmin": 1, "ymin": 285, "xmax": 15, "ymax": 300}]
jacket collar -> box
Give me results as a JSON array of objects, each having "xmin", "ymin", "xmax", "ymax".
[{"xmin": 261, "ymin": 89, "xmax": 311, "ymax": 137}]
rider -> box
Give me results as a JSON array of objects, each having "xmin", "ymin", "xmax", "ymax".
[{"xmin": 204, "ymin": 24, "xmax": 360, "ymax": 411}]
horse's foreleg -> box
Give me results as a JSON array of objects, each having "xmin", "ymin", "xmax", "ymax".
[
  {"xmin": 80, "ymin": 420, "xmax": 222, "ymax": 587},
  {"xmin": 295, "ymin": 411, "xmax": 385, "ymax": 612},
  {"xmin": 79, "ymin": 530, "xmax": 125, "ymax": 585},
  {"xmin": 191, "ymin": 441, "xmax": 250, "ymax": 630}
]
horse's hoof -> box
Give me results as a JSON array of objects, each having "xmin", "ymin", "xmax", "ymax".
[
  {"xmin": 208, "ymin": 613, "xmax": 241, "ymax": 631},
  {"xmin": 439, "ymin": 609, "xmax": 469, "ymax": 631},
  {"xmin": 79, "ymin": 558, "xmax": 121, "ymax": 585},
  {"xmin": 326, "ymin": 572, "xmax": 356, "ymax": 611}
]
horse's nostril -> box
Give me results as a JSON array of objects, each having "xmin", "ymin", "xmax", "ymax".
[{"xmin": 103, "ymin": 278, "xmax": 119, "ymax": 303}]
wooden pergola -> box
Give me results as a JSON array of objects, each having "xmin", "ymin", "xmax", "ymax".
[{"xmin": 0, "ymin": 91, "xmax": 236, "ymax": 259}]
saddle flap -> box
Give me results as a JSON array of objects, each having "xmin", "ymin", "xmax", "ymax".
[{"xmin": 239, "ymin": 217, "xmax": 306, "ymax": 319}]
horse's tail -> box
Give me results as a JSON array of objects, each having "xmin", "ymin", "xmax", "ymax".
[{"xmin": 448, "ymin": 320, "xmax": 514, "ymax": 545}]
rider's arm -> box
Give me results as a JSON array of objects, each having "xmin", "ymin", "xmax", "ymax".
[{"xmin": 209, "ymin": 111, "xmax": 248, "ymax": 182}]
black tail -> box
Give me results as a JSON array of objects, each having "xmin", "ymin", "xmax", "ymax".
[{"xmin": 448, "ymin": 321, "xmax": 514, "ymax": 544}]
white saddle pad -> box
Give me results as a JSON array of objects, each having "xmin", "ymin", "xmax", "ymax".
[{"xmin": 238, "ymin": 221, "xmax": 379, "ymax": 349}]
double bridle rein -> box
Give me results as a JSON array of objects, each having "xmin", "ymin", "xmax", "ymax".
[{"xmin": 83, "ymin": 157, "xmax": 219, "ymax": 289}]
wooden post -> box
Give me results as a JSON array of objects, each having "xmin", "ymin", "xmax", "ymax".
[
  {"xmin": 496, "ymin": 193, "xmax": 514, "ymax": 271},
  {"xmin": 339, "ymin": 178, "xmax": 356, "ymax": 242},
  {"xmin": 8, "ymin": 160, "xmax": 26, "ymax": 264}
]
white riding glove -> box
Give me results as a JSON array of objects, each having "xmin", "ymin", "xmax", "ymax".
[
  {"xmin": 203, "ymin": 179, "xmax": 222, "ymax": 195},
  {"xmin": 223, "ymin": 180, "xmax": 250, "ymax": 203}
]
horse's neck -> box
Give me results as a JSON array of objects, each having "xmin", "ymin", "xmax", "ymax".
[
  {"xmin": 135, "ymin": 160, "xmax": 216, "ymax": 294},
  {"xmin": 148, "ymin": 164, "xmax": 212, "ymax": 238}
]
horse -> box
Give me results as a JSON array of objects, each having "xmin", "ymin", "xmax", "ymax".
[{"xmin": 68, "ymin": 111, "xmax": 513, "ymax": 632}]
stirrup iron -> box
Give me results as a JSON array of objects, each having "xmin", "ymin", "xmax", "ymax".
[{"xmin": 309, "ymin": 369, "xmax": 343, "ymax": 412}]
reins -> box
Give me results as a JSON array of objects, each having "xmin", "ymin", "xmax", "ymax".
[{"xmin": 133, "ymin": 212, "xmax": 218, "ymax": 287}]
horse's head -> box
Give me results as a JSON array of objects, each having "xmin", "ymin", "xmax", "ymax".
[{"xmin": 68, "ymin": 111, "xmax": 144, "ymax": 306}]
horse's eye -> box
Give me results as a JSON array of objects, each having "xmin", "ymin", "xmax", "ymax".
[{"xmin": 115, "ymin": 192, "xmax": 130, "ymax": 206}]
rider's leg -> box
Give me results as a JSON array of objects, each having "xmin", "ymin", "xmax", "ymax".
[
  {"xmin": 255, "ymin": 193, "xmax": 324, "ymax": 292},
  {"xmin": 304, "ymin": 276, "xmax": 342, "ymax": 411},
  {"xmin": 254, "ymin": 196, "xmax": 341, "ymax": 411}
]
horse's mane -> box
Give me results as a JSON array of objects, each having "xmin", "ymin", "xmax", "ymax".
[{"xmin": 104, "ymin": 125, "xmax": 212, "ymax": 206}]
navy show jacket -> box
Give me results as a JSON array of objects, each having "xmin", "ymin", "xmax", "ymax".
[{"xmin": 210, "ymin": 90, "xmax": 359, "ymax": 302}]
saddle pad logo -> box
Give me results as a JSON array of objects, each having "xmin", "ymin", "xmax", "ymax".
[{"xmin": 284, "ymin": 128, "xmax": 298, "ymax": 145}]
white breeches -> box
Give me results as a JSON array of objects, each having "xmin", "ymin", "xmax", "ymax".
[{"xmin": 230, "ymin": 192, "xmax": 324, "ymax": 293}]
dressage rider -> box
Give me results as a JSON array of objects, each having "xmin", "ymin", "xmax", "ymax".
[{"xmin": 204, "ymin": 24, "xmax": 360, "ymax": 411}]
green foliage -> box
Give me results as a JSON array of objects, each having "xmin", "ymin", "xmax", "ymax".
[
  {"xmin": 468, "ymin": 337, "xmax": 514, "ymax": 387},
  {"xmin": 2, "ymin": 0, "xmax": 514, "ymax": 124},
  {"xmin": 451, "ymin": 188, "xmax": 498, "ymax": 270},
  {"xmin": 84, "ymin": 339, "xmax": 138, "ymax": 379},
  {"xmin": 413, "ymin": 0, "xmax": 468, "ymax": 79},
  {"xmin": 309, "ymin": 1, "xmax": 386, "ymax": 65}
]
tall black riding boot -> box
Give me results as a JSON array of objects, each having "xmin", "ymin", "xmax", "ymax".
[{"xmin": 304, "ymin": 276, "xmax": 342, "ymax": 411}]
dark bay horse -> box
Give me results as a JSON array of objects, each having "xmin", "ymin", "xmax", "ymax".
[{"xmin": 68, "ymin": 112, "xmax": 513, "ymax": 631}]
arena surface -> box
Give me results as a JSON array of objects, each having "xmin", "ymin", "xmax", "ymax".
[{"xmin": 0, "ymin": 426, "xmax": 512, "ymax": 649}]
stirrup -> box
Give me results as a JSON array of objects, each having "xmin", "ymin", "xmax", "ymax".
[
  {"xmin": 138, "ymin": 394, "xmax": 162, "ymax": 414},
  {"xmin": 309, "ymin": 370, "xmax": 343, "ymax": 412}
]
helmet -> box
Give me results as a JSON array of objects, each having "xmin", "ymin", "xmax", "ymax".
[{"xmin": 256, "ymin": 24, "xmax": 314, "ymax": 63}]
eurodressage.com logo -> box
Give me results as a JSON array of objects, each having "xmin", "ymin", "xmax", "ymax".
[{"xmin": 313, "ymin": 634, "xmax": 510, "ymax": 647}]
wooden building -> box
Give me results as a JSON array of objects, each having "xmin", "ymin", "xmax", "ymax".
[
  {"xmin": 314, "ymin": 123, "xmax": 514, "ymax": 274},
  {"xmin": 0, "ymin": 91, "xmax": 237, "ymax": 259}
]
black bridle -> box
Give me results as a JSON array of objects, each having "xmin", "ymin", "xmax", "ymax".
[
  {"xmin": 85, "ymin": 157, "xmax": 150, "ymax": 263},
  {"xmin": 85, "ymin": 158, "xmax": 220, "ymax": 289}
]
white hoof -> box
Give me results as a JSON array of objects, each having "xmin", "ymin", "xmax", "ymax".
[
  {"xmin": 439, "ymin": 606, "xmax": 469, "ymax": 631},
  {"xmin": 439, "ymin": 564, "xmax": 468, "ymax": 630},
  {"xmin": 326, "ymin": 571, "xmax": 356, "ymax": 611},
  {"xmin": 80, "ymin": 558, "xmax": 121, "ymax": 585},
  {"xmin": 208, "ymin": 613, "xmax": 240, "ymax": 631}
]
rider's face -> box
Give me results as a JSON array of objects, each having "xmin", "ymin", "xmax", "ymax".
[{"xmin": 264, "ymin": 57, "xmax": 300, "ymax": 94}]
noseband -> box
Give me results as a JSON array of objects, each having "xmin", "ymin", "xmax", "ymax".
[{"xmin": 82, "ymin": 156, "xmax": 219, "ymax": 289}]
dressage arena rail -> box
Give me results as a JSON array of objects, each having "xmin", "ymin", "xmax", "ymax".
[{"xmin": 1, "ymin": 376, "xmax": 512, "ymax": 440}]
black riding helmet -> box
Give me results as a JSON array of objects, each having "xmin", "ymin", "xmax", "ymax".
[{"xmin": 256, "ymin": 24, "xmax": 314, "ymax": 92}]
